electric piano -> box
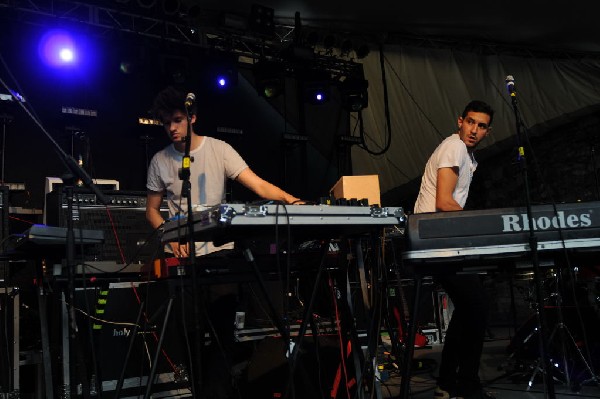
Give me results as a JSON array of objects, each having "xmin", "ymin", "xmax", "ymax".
[
  {"xmin": 2, "ymin": 224, "xmax": 103, "ymax": 260},
  {"xmin": 8, "ymin": 225, "xmax": 143, "ymax": 279},
  {"xmin": 402, "ymin": 201, "xmax": 600, "ymax": 270},
  {"xmin": 18, "ymin": 224, "xmax": 105, "ymax": 247},
  {"xmin": 6, "ymin": 224, "xmax": 104, "ymax": 257},
  {"xmin": 162, "ymin": 203, "xmax": 406, "ymax": 244}
]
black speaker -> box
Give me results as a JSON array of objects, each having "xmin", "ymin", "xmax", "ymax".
[
  {"xmin": 45, "ymin": 188, "xmax": 168, "ymax": 264},
  {"xmin": 72, "ymin": 281, "xmax": 190, "ymax": 396}
]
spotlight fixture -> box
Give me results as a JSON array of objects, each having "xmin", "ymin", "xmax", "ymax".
[
  {"xmin": 59, "ymin": 48, "xmax": 74, "ymax": 62},
  {"xmin": 302, "ymin": 70, "xmax": 331, "ymax": 105},
  {"xmin": 249, "ymin": 4, "xmax": 275, "ymax": 36},
  {"xmin": 38, "ymin": 29, "xmax": 79, "ymax": 67},
  {"xmin": 306, "ymin": 87, "xmax": 328, "ymax": 103},
  {"xmin": 216, "ymin": 76, "xmax": 228, "ymax": 87},
  {"xmin": 215, "ymin": 71, "xmax": 237, "ymax": 89},
  {"xmin": 207, "ymin": 55, "xmax": 238, "ymax": 90},
  {"xmin": 339, "ymin": 78, "xmax": 369, "ymax": 112},
  {"xmin": 253, "ymin": 60, "xmax": 285, "ymax": 99}
]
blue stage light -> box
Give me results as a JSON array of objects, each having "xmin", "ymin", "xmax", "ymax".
[
  {"xmin": 39, "ymin": 29, "xmax": 78, "ymax": 67},
  {"xmin": 304, "ymin": 85, "xmax": 330, "ymax": 104},
  {"xmin": 302, "ymin": 69, "xmax": 331, "ymax": 105},
  {"xmin": 203, "ymin": 54, "xmax": 238, "ymax": 92},
  {"xmin": 59, "ymin": 48, "xmax": 74, "ymax": 62}
]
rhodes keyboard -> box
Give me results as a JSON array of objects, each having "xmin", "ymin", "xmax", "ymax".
[
  {"xmin": 403, "ymin": 201, "xmax": 600, "ymax": 267},
  {"xmin": 162, "ymin": 203, "xmax": 406, "ymax": 244}
]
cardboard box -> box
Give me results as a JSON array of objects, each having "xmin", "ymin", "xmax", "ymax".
[{"xmin": 330, "ymin": 175, "xmax": 381, "ymax": 206}]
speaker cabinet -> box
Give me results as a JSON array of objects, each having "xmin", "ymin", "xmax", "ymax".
[
  {"xmin": 71, "ymin": 281, "xmax": 190, "ymax": 397},
  {"xmin": 45, "ymin": 189, "xmax": 168, "ymax": 265}
]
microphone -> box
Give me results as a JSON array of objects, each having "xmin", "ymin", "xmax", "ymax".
[
  {"xmin": 505, "ymin": 75, "xmax": 516, "ymax": 96},
  {"xmin": 184, "ymin": 92, "xmax": 195, "ymax": 109}
]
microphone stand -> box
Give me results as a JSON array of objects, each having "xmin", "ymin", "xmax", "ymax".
[
  {"xmin": 179, "ymin": 106, "xmax": 202, "ymax": 397},
  {"xmin": 0, "ymin": 112, "xmax": 12, "ymax": 185},
  {"xmin": 508, "ymin": 84, "xmax": 556, "ymax": 398},
  {"xmin": 591, "ymin": 144, "xmax": 600, "ymax": 200},
  {"xmin": 0, "ymin": 75, "xmax": 109, "ymax": 397}
]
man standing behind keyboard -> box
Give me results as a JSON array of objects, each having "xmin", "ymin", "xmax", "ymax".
[
  {"xmin": 414, "ymin": 100, "xmax": 495, "ymax": 399},
  {"xmin": 146, "ymin": 85, "xmax": 301, "ymax": 257},
  {"xmin": 145, "ymin": 85, "xmax": 301, "ymax": 399}
]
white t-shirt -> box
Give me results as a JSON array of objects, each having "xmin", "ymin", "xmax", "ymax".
[
  {"xmin": 147, "ymin": 136, "xmax": 248, "ymax": 255},
  {"xmin": 414, "ymin": 133, "xmax": 477, "ymax": 214}
]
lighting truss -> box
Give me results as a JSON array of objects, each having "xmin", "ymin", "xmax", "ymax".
[{"xmin": 1, "ymin": 0, "xmax": 363, "ymax": 78}]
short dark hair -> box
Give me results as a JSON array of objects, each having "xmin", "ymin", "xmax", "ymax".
[
  {"xmin": 151, "ymin": 86, "xmax": 197, "ymax": 119},
  {"xmin": 461, "ymin": 100, "xmax": 494, "ymax": 126}
]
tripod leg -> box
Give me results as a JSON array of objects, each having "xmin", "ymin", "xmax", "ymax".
[
  {"xmin": 560, "ymin": 323, "xmax": 600, "ymax": 388},
  {"xmin": 242, "ymin": 247, "xmax": 290, "ymax": 343},
  {"xmin": 38, "ymin": 287, "xmax": 54, "ymax": 399},
  {"xmin": 399, "ymin": 275, "xmax": 422, "ymax": 398},
  {"xmin": 114, "ymin": 301, "xmax": 144, "ymax": 399},
  {"xmin": 556, "ymin": 323, "xmax": 572, "ymax": 388},
  {"xmin": 287, "ymin": 240, "xmax": 330, "ymax": 375},
  {"xmin": 61, "ymin": 292, "xmax": 71, "ymax": 397},
  {"xmin": 527, "ymin": 358, "xmax": 542, "ymax": 391},
  {"xmin": 509, "ymin": 273, "xmax": 518, "ymax": 335},
  {"xmin": 526, "ymin": 323, "xmax": 559, "ymax": 390},
  {"xmin": 143, "ymin": 296, "xmax": 174, "ymax": 399}
]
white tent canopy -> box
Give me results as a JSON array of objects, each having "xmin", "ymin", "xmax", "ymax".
[{"xmin": 353, "ymin": 45, "xmax": 600, "ymax": 196}]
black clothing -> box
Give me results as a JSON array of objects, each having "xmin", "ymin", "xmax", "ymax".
[{"xmin": 436, "ymin": 274, "xmax": 489, "ymax": 397}]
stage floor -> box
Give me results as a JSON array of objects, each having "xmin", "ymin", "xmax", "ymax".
[{"xmin": 380, "ymin": 326, "xmax": 600, "ymax": 398}]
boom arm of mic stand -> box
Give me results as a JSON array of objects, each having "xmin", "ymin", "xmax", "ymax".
[{"xmin": 510, "ymin": 95, "xmax": 557, "ymax": 399}]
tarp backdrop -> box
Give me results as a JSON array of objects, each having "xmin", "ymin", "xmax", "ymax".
[{"xmin": 353, "ymin": 45, "xmax": 600, "ymax": 202}]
